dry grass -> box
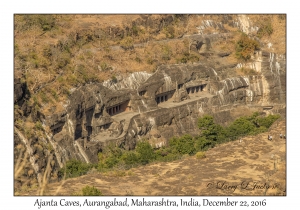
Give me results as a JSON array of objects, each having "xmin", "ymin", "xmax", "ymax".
[{"xmin": 249, "ymin": 14, "xmax": 286, "ymax": 54}]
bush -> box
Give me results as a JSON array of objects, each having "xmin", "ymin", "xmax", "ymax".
[
  {"xmin": 35, "ymin": 121, "xmax": 43, "ymax": 130},
  {"xmin": 104, "ymin": 156, "xmax": 120, "ymax": 168},
  {"xmin": 59, "ymin": 159, "xmax": 93, "ymax": 178},
  {"xmin": 226, "ymin": 116, "xmax": 257, "ymax": 137},
  {"xmin": 136, "ymin": 141, "xmax": 156, "ymax": 164},
  {"xmin": 257, "ymin": 20, "xmax": 273, "ymax": 38},
  {"xmin": 195, "ymin": 136, "xmax": 214, "ymax": 151},
  {"xmin": 91, "ymin": 113, "xmax": 280, "ymax": 175},
  {"xmin": 197, "ymin": 112, "xmax": 280, "ymax": 143},
  {"xmin": 97, "ymin": 147, "xmax": 123, "ymax": 170},
  {"xmin": 169, "ymin": 134, "xmax": 196, "ymax": 155},
  {"xmin": 195, "ymin": 151, "xmax": 206, "ymax": 159},
  {"xmin": 256, "ymin": 114, "xmax": 280, "ymax": 129},
  {"xmin": 235, "ymin": 33, "xmax": 260, "ymax": 61},
  {"xmin": 198, "ymin": 115, "xmax": 226, "ymax": 142},
  {"xmin": 122, "ymin": 151, "xmax": 139, "ymax": 166},
  {"xmin": 81, "ymin": 186, "xmax": 103, "ymax": 196},
  {"xmin": 120, "ymin": 36, "xmax": 134, "ymax": 50}
]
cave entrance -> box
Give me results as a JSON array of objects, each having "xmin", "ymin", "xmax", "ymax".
[
  {"xmin": 75, "ymin": 124, "xmax": 82, "ymax": 140},
  {"xmin": 155, "ymin": 90, "xmax": 175, "ymax": 105},
  {"xmin": 139, "ymin": 90, "xmax": 146, "ymax": 96},
  {"xmin": 51, "ymin": 125, "xmax": 63, "ymax": 135},
  {"xmin": 86, "ymin": 126, "xmax": 92, "ymax": 136},
  {"xmin": 107, "ymin": 100, "xmax": 130, "ymax": 116},
  {"xmin": 187, "ymin": 84, "xmax": 207, "ymax": 95}
]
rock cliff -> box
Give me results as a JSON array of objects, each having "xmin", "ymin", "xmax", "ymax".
[
  {"xmin": 14, "ymin": 14, "xmax": 286, "ymax": 187},
  {"xmin": 43, "ymin": 50, "xmax": 285, "ymax": 168}
]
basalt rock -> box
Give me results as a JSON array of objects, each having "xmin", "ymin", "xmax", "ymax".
[{"xmin": 13, "ymin": 49, "xmax": 285, "ymax": 188}]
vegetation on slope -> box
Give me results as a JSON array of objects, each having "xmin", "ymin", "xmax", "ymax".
[
  {"xmin": 58, "ymin": 112, "xmax": 280, "ymax": 179},
  {"xmin": 235, "ymin": 33, "xmax": 260, "ymax": 61}
]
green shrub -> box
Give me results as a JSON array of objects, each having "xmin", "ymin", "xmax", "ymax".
[
  {"xmin": 195, "ymin": 151, "xmax": 206, "ymax": 159},
  {"xmin": 122, "ymin": 151, "xmax": 139, "ymax": 165},
  {"xmin": 257, "ymin": 20, "xmax": 273, "ymax": 38},
  {"xmin": 195, "ymin": 136, "xmax": 214, "ymax": 151},
  {"xmin": 162, "ymin": 153, "xmax": 181, "ymax": 162},
  {"xmin": 81, "ymin": 185, "xmax": 103, "ymax": 196},
  {"xmin": 169, "ymin": 134, "xmax": 196, "ymax": 155},
  {"xmin": 235, "ymin": 33, "xmax": 260, "ymax": 61},
  {"xmin": 120, "ymin": 36, "xmax": 134, "ymax": 50},
  {"xmin": 97, "ymin": 147, "xmax": 123, "ymax": 170},
  {"xmin": 197, "ymin": 112, "xmax": 279, "ymax": 143},
  {"xmin": 136, "ymin": 141, "xmax": 156, "ymax": 164},
  {"xmin": 226, "ymin": 116, "xmax": 257, "ymax": 137},
  {"xmin": 35, "ymin": 121, "xmax": 43, "ymax": 130},
  {"xmin": 104, "ymin": 156, "xmax": 120, "ymax": 168},
  {"xmin": 90, "ymin": 113, "xmax": 281, "ymax": 175},
  {"xmin": 59, "ymin": 159, "xmax": 93, "ymax": 178},
  {"xmin": 198, "ymin": 115, "xmax": 226, "ymax": 142},
  {"xmin": 256, "ymin": 114, "xmax": 280, "ymax": 128}
]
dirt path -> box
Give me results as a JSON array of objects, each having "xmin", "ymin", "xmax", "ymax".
[{"xmin": 26, "ymin": 120, "xmax": 286, "ymax": 196}]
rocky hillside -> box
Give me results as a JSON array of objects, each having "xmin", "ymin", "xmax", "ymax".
[{"xmin": 14, "ymin": 14, "xmax": 286, "ymax": 192}]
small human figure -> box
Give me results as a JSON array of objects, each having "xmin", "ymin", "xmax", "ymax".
[
  {"xmin": 268, "ymin": 135, "xmax": 273, "ymax": 141},
  {"xmin": 280, "ymin": 133, "xmax": 283, "ymax": 138},
  {"xmin": 283, "ymin": 134, "xmax": 286, "ymax": 139}
]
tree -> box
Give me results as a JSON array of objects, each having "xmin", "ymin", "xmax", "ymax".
[
  {"xmin": 136, "ymin": 141, "xmax": 155, "ymax": 164},
  {"xmin": 169, "ymin": 134, "xmax": 196, "ymax": 155},
  {"xmin": 235, "ymin": 33, "xmax": 260, "ymax": 61},
  {"xmin": 227, "ymin": 117, "xmax": 256, "ymax": 137},
  {"xmin": 198, "ymin": 115, "xmax": 226, "ymax": 142}
]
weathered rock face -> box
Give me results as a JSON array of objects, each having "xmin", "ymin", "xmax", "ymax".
[
  {"xmin": 14, "ymin": 78, "xmax": 31, "ymax": 117},
  {"xmin": 42, "ymin": 50, "xmax": 285, "ymax": 169},
  {"xmin": 13, "ymin": 15, "xmax": 286, "ymax": 189},
  {"xmin": 14, "ymin": 78, "xmax": 27, "ymax": 105}
]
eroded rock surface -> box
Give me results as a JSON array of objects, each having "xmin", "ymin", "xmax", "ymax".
[{"xmin": 43, "ymin": 51, "xmax": 285, "ymax": 168}]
